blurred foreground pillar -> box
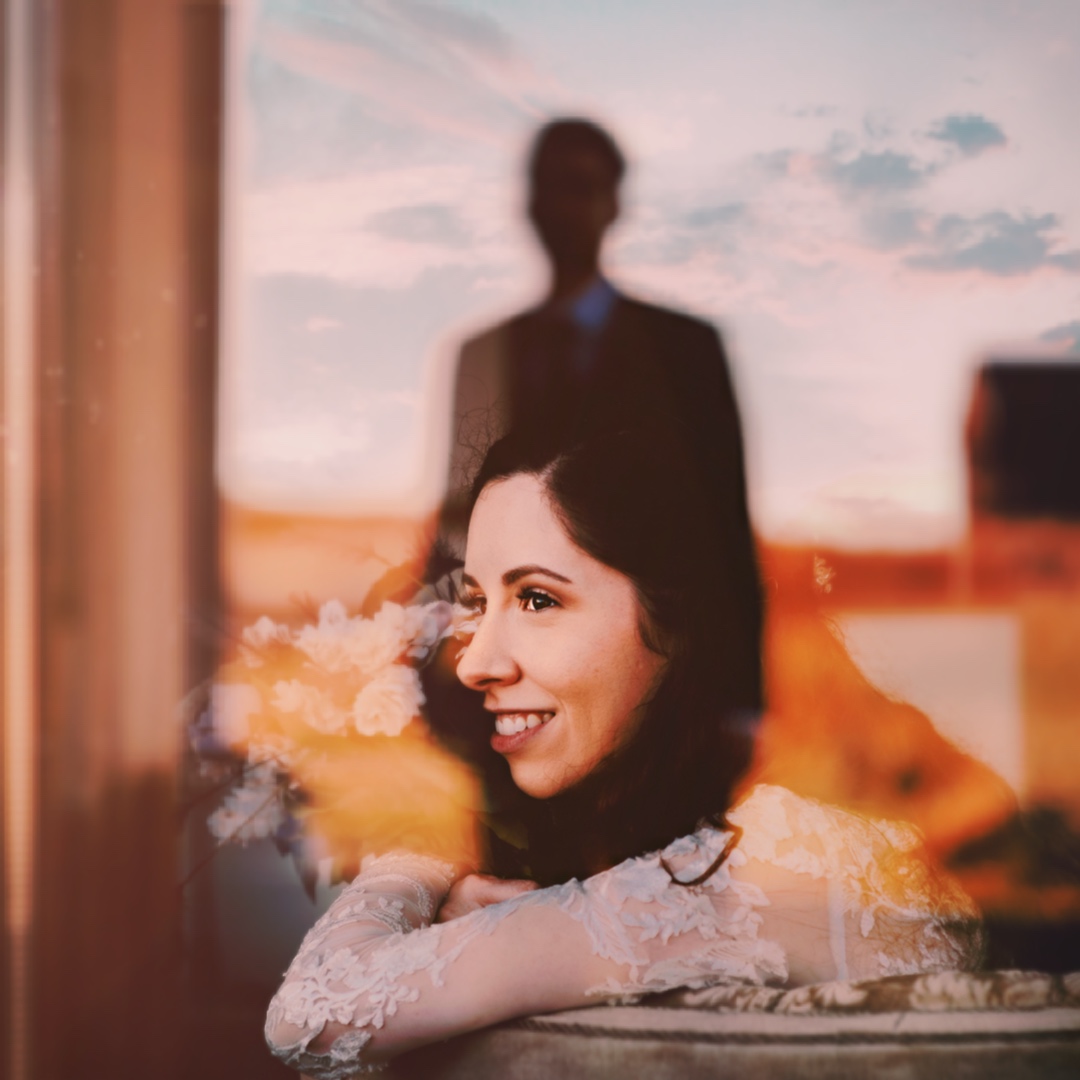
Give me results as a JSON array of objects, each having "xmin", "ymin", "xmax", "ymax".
[{"xmin": 2, "ymin": 1, "xmax": 223, "ymax": 1076}]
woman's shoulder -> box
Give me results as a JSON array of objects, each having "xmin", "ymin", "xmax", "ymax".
[
  {"xmin": 596, "ymin": 784, "xmax": 977, "ymax": 928},
  {"xmin": 646, "ymin": 784, "xmax": 871, "ymax": 879},
  {"xmin": 719, "ymin": 784, "xmax": 980, "ymax": 926},
  {"xmin": 728, "ymin": 783, "xmax": 924, "ymax": 851}
]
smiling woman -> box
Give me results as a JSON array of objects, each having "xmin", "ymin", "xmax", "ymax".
[
  {"xmin": 458, "ymin": 471, "xmax": 667, "ymax": 799},
  {"xmin": 456, "ymin": 429, "xmax": 763, "ymax": 884},
  {"xmin": 263, "ymin": 431, "xmax": 983, "ymax": 1077}
]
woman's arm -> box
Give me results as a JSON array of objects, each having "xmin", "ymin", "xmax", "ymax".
[
  {"xmin": 264, "ymin": 831, "xmax": 790, "ymax": 1076},
  {"xmin": 263, "ymin": 852, "xmax": 652, "ymax": 1076},
  {"xmin": 265, "ymin": 787, "xmax": 982, "ymax": 1077}
]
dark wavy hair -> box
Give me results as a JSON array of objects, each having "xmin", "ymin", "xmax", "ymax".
[{"xmin": 465, "ymin": 428, "xmax": 762, "ymax": 884}]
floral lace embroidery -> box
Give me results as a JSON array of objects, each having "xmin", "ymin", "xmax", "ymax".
[
  {"xmin": 726, "ymin": 787, "xmax": 981, "ymax": 979},
  {"xmin": 552, "ymin": 839, "xmax": 786, "ymax": 998},
  {"xmin": 265, "ymin": 786, "xmax": 982, "ymax": 1077},
  {"xmin": 265, "ymin": 852, "xmax": 458, "ymax": 1077}
]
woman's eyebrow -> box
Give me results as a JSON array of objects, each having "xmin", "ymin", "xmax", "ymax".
[{"xmin": 503, "ymin": 564, "xmax": 572, "ymax": 586}]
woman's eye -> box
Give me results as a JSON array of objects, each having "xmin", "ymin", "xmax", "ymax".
[{"xmin": 519, "ymin": 588, "xmax": 558, "ymax": 612}]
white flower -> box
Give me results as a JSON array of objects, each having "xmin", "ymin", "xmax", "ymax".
[
  {"xmin": 292, "ymin": 601, "xmax": 358, "ymax": 673},
  {"xmin": 207, "ymin": 775, "xmax": 285, "ymax": 843},
  {"xmin": 248, "ymin": 732, "xmax": 303, "ymax": 773},
  {"xmin": 209, "ymin": 682, "xmax": 262, "ymax": 747},
  {"xmin": 245, "ymin": 757, "xmax": 281, "ymax": 787},
  {"xmin": 400, "ymin": 601, "xmax": 454, "ymax": 659},
  {"xmin": 239, "ymin": 615, "xmax": 293, "ymax": 666},
  {"xmin": 293, "ymin": 601, "xmax": 394, "ymax": 676},
  {"xmin": 451, "ymin": 602, "xmax": 482, "ymax": 639},
  {"xmin": 285, "ymin": 599, "xmax": 455, "ymax": 676},
  {"xmin": 272, "ymin": 679, "xmax": 348, "ymax": 735},
  {"xmin": 368, "ymin": 602, "xmax": 417, "ymax": 661},
  {"xmin": 352, "ymin": 665, "xmax": 424, "ymax": 737}
]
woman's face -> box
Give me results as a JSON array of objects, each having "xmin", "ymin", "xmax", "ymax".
[{"xmin": 458, "ymin": 473, "xmax": 666, "ymax": 798}]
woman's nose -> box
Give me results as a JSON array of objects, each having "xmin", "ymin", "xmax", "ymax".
[{"xmin": 456, "ymin": 611, "xmax": 519, "ymax": 691}]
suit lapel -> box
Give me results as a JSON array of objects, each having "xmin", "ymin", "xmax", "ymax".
[{"xmin": 587, "ymin": 298, "xmax": 680, "ymax": 435}]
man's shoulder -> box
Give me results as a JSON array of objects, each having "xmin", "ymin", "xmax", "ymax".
[
  {"xmin": 613, "ymin": 294, "xmax": 720, "ymax": 340},
  {"xmin": 611, "ymin": 294, "xmax": 725, "ymax": 361},
  {"xmin": 459, "ymin": 308, "xmax": 536, "ymax": 355}
]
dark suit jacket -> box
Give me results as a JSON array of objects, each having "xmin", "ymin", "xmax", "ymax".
[{"xmin": 444, "ymin": 292, "xmax": 764, "ymax": 715}]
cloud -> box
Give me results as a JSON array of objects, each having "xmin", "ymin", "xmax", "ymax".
[
  {"xmin": 755, "ymin": 148, "xmax": 797, "ymax": 178},
  {"xmin": 252, "ymin": 0, "xmax": 554, "ymax": 158},
  {"xmin": 386, "ymin": 0, "xmax": 516, "ymax": 63},
  {"xmin": 234, "ymin": 417, "xmax": 371, "ymax": 467},
  {"xmin": 243, "ymin": 166, "xmax": 511, "ymax": 287},
  {"xmin": 862, "ymin": 206, "xmax": 926, "ymax": 250},
  {"xmin": 904, "ymin": 211, "xmax": 1080, "ymax": 276},
  {"xmin": 927, "ymin": 113, "xmax": 1007, "ymax": 157},
  {"xmin": 244, "ymin": 269, "xmax": 492, "ymax": 397},
  {"xmin": 787, "ymin": 118, "xmax": 1075, "ymax": 276},
  {"xmin": 807, "ymin": 110, "xmax": 1011, "ymax": 209},
  {"xmin": 861, "ymin": 112, "xmax": 895, "ymax": 141},
  {"xmin": 829, "ymin": 150, "xmax": 928, "ymax": 193},
  {"xmin": 683, "ymin": 202, "xmax": 747, "ymax": 229},
  {"xmin": 618, "ymin": 201, "xmax": 749, "ymax": 267},
  {"xmin": 365, "ymin": 203, "xmax": 473, "ymax": 248},
  {"xmin": 1039, "ymin": 320, "xmax": 1080, "ymax": 349}
]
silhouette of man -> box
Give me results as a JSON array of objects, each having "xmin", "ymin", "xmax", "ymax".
[{"xmin": 443, "ymin": 116, "xmax": 764, "ymax": 719}]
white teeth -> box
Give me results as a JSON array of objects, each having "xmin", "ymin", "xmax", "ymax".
[{"xmin": 494, "ymin": 712, "xmax": 553, "ymax": 736}]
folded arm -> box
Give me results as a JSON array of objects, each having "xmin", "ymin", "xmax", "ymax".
[
  {"xmin": 264, "ymin": 787, "xmax": 982, "ymax": 1077},
  {"xmin": 263, "ymin": 842, "xmax": 787, "ymax": 1076},
  {"xmin": 263, "ymin": 852, "xmax": 652, "ymax": 1076}
]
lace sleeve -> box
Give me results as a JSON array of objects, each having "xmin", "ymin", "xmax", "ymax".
[
  {"xmin": 264, "ymin": 786, "xmax": 982, "ymax": 1077},
  {"xmin": 588, "ymin": 784, "xmax": 985, "ymax": 996},
  {"xmin": 264, "ymin": 852, "xmax": 457, "ymax": 1077}
]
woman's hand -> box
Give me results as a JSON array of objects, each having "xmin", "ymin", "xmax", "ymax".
[{"xmin": 436, "ymin": 872, "xmax": 538, "ymax": 922}]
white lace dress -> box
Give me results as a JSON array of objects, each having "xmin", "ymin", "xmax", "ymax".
[{"xmin": 264, "ymin": 784, "xmax": 982, "ymax": 1077}]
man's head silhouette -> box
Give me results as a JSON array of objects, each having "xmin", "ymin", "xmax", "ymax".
[{"xmin": 527, "ymin": 119, "xmax": 625, "ymax": 297}]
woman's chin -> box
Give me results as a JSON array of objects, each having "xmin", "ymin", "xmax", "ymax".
[
  {"xmin": 489, "ymin": 715, "xmax": 587, "ymax": 798},
  {"xmin": 510, "ymin": 769, "xmax": 564, "ymax": 800},
  {"xmin": 507, "ymin": 758, "xmax": 582, "ymax": 801}
]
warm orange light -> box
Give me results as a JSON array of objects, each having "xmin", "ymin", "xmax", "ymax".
[{"xmin": 746, "ymin": 605, "xmax": 1016, "ymax": 860}]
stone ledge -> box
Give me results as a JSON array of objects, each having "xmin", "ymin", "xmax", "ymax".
[
  {"xmin": 522, "ymin": 1003, "xmax": 1080, "ymax": 1041},
  {"xmin": 389, "ymin": 1004, "xmax": 1080, "ymax": 1080}
]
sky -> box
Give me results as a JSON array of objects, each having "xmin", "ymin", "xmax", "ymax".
[{"xmin": 218, "ymin": 0, "xmax": 1080, "ymax": 549}]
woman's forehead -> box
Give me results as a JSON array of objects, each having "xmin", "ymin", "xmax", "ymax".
[{"xmin": 466, "ymin": 475, "xmax": 574, "ymax": 571}]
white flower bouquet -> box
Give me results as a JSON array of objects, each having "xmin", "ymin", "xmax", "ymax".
[{"xmin": 190, "ymin": 598, "xmax": 482, "ymax": 887}]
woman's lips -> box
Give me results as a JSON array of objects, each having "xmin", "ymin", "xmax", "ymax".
[{"xmin": 489, "ymin": 711, "xmax": 554, "ymax": 754}]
